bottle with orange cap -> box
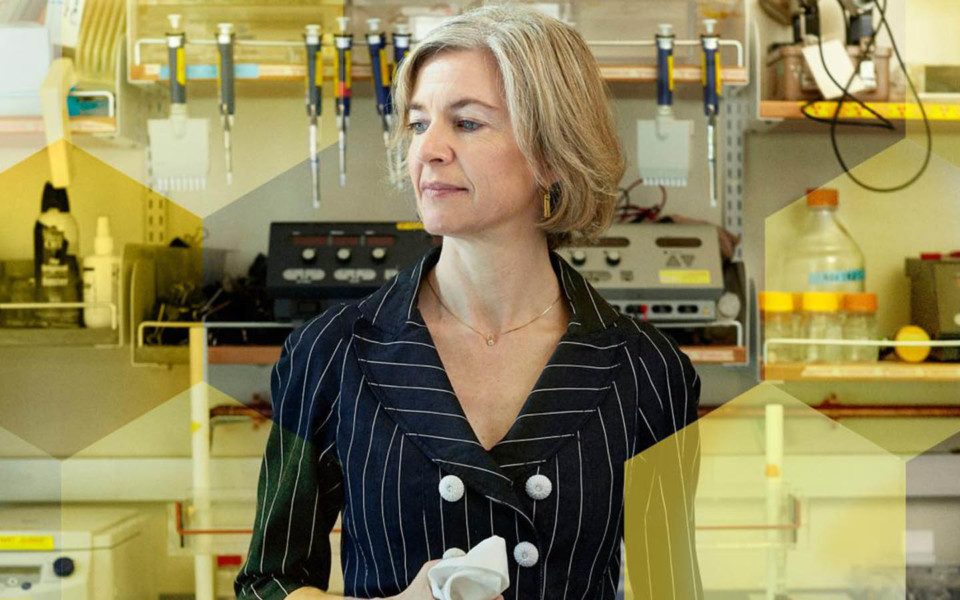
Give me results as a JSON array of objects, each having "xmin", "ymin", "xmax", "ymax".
[
  {"xmin": 760, "ymin": 291, "xmax": 798, "ymax": 363},
  {"xmin": 782, "ymin": 188, "xmax": 866, "ymax": 294},
  {"xmin": 843, "ymin": 293, "xmax": 879, "ymax": 362},
  {"xmin": 801, "ymin": 291, "xmax": 844, "ymax": 363}
]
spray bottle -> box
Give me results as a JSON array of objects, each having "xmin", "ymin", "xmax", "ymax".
[{"xmin": 82, "ymin": 216, "xmax": 120, "ymax": 328}]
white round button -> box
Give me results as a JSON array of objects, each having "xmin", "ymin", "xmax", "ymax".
[
  {"xmin": 513, "ymin": 541, "xmax": 539, "ymax": 568},
  {"xmin": 442, "ymin": 547, "xmax": 466, "ymax": 559},
  {"xmin": 525, "ymin": 474, "xmax": 553, "ymax": 500},
  {"xmin": 438, "ymin": 474, "xmax": 464, "ymax": 502}
]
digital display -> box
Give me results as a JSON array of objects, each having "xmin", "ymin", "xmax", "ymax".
[
  {"xmin": 655, "ymin": 237, "xmax": 702, "ymax": 248},
  {"xmin": 580, "ymin": 237, "xmax": 629, "ymax": 248},
  {"xmin": 332, "ymin": 236, "xmax": 361, "ymax": 246},
  {"xmin": 365, "ymin": 236, "xmax": 396, "ymax": 247},
  {"xmin": 0, "ymin": 565, "xmax": 41, "ymax": 575},
  {"xmin": 292, "ymin": 236, "xmax": 327, "ymax": 246}
]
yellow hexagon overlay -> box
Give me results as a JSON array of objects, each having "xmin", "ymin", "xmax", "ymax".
[
  {"xmin": 624, "ymin": 384, "xmax": 907, "ymax": 598},
  {"xmin": 763, "ymin": 140, "xmax": 960, "ymax": 456},
  {"xmin": 0, "ymin": 140, "xmax": 205, "ymax": 458}
]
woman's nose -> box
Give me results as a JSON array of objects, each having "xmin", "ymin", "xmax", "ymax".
[{"xmin": 413, "ymin": 123, "xmax": 454, "ymax": 164}]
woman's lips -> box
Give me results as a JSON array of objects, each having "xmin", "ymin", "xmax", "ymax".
[{"xmin": 422, "ymin": 186, "xmax": 466, "ymax": 198}]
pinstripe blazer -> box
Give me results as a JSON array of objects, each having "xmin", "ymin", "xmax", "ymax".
[{"xmin": 236, "ymin": 245, "xmax": 701, "ymax": 600}]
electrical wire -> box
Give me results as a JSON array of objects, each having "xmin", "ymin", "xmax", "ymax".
[
  {"xmin": 799, "ymin": 0, "xmax": 932, "ymax": 192},
  {"xmin": 616, "ymin": 178, "xmax": 667, "ymax": 222},
  {"xmin": 800, "ymin": 1, "xmax": 894, "ymax": 128},
  {"xmin": 832, "ymin": 0, "xmax": 932, "ymax": 191}
]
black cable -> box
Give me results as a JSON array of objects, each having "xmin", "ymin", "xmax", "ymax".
[
  {"xmin": 827, "ymin": 0, "xmax": 932, "ymax": 192},
  {"xmin": 799, "ymin": 0, "xmax": 932, "ymax": 192},
  {"xmin": 800, "ymin": 0, "xmax": 893, "ymax": 128}
]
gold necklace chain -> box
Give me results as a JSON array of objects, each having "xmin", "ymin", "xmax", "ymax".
[{"xmin": 424, "ymin": 274, "xmax": 563, "ymax": 346}]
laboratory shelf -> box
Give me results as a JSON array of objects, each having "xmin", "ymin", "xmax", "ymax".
[
  {"xmin": 600, "ymin": 64, "xmax": 747, "ymax": 85},
  {"xmin": 0, "ymin": 116, "xmax": 117, "ymax": 135},
  {"xmin": 0, "ymin": 327, "xmax": 118, "ymax": 347},
  {"xmin": 203, "ymin": 344, "xmax": 744, "ymax": 367},
  {"xmin": 759, "ymin": 100, "xmax": 960, "ymax": 121},
  {"xmin": 207, "ymin": 345, "xmax": 281, "ymax": 366},
  {"xmin": 762, "ymin": 361, "xmax": 960, "ymax": 382},
  {"xmin": 134, "ymin": 345, "xmax": 189, "ymax": 365},
  {"xmin": 129, "ymin": 62, "xmax": 748, "ymax": 85},
  {"xmin": 681, "ymin": 345, "xmax": 748, "ymax": 366}
]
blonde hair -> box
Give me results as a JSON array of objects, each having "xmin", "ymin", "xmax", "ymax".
[{"xmin": 389, "ymin": 3, "xmax": 625, "ymax": 249}]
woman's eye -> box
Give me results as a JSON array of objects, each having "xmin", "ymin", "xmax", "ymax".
[
  {"xmin": 458, "ymin": 119, "xmax": 481, "ymax": 132},
  {"xmin": 407, "ymin": 121, "xmax": 427, "ymax": 134}
]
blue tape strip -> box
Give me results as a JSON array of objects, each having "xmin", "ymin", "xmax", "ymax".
[{"xmin": 159, "ymin": 64, "xmax": 260, "ymax": 80}]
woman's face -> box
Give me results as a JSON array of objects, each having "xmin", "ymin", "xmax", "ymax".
[{"xmin": 407, "ymin": 49, "xmax": 541, "ymax": 241}]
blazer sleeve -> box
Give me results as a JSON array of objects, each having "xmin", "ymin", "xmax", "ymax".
[
  {"xmin": 625, "ymin": 322, "xmax": 703, "ymax": 600},
  {"xmin": 235, "ymin": 306, "xmax": 350, "ymax": 599}
]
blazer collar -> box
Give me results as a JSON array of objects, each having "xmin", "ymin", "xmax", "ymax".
[
  {"xmin": 352, "ymin": 245, "xmax": 626, "ymax": 520},
  {"xmin": 355, "ymin": 244, "xmax": 622, "ymax": 337}
]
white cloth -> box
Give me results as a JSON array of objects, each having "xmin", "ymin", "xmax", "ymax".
[{"xmin": 428, "ymin": 535, "xmax": 510, "ymax": 600}]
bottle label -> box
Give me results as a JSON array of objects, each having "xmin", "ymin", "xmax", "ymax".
[{"xmin": 808, "ymin": 269, "xmax": 865, "ymax": 286}]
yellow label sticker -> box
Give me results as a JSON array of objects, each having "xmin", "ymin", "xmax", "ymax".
[
  {"xmin": 667, "ymin": 54, "xmax": 674, "ymax": 91},
  {"xmin": 190, "ymin": 421, "xmax": 202, "ymax": 433},
  {"xmin": 0, "ymin": 535, "xmax": 54, "ymax": 551},
  {"xmin": 659, "ymin": 270, "xmax": 711, "ymax": 285},
  {"xmin": 396, "ymin": 222, "xmax": 424, "ymax": 231}
]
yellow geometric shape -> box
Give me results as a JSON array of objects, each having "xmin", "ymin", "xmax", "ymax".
[
  {"xmin": 625, "ymin": 384, "xmax": 906, "ymax": 598},
  {"xmin": 0, "ymin": 141, "xmax": 203, "ymax": 458}
]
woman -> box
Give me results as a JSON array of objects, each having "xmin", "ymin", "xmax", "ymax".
[{"xmin": 236, "ymin": 5, "xmax": 701, "ymax": 600}]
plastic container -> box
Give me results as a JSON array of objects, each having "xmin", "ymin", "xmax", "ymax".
[
  {"xmin": 801, "ymin": 292, "xmax": 843, "ymax": 363},
  {"xmin": 82, "ymin": 216, "xmax": 121, "ymax": 328},
  {"xmin": 842, "ymin": 292, "xmax": 878, "ymax": 362},
  {"xmin": 782, "ymin": 188, "xmax": 866, "ymax": 294},
  {"xmin": 894, "ymin": 325, "xmax": 931, "ymax": 363},
  {"xmin": 760, "ymin": 291, "xmax": 797, "ymax": 363},
  {"xmin": 766, "ymin": 44, "xmax": 892, "ymax": 101}
]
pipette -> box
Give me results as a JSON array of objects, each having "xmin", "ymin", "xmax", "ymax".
[
  {"xmin": 366, "ymin": 18, "xmax": 394, "ymax": 185},
  {"xmin": 391, "ymin": 24, "xmax": 412, "ymax": 189},
  {"xmin": 304, "ymin": 24, "xmax": 323, "ymax": 208},
  {"xmin": 166, "ymin": 14, "xmax": 187, "ymax": 137},
  {"xmin": 701, "ymin": 19, "xmax": 722, "ymax": 209},
  {"xmin": 216, "ymin": 23, "xmax": 235, "ymax": 185},
  {"xmin": 334, "ymin": 17, "xmax": 353, "ymax": 187}
]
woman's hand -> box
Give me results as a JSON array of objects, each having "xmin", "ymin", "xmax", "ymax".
[{"xmin": 388, "ymin": 559, "xmax": 503, "ymax": 600}]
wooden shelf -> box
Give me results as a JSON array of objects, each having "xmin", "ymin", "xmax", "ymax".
[
  {"xmin": 134, "ymin": 346, "xmax": 189, "ymax": 365},
  {"xmin": 204, "ymin": 344, "xmax": 746, "ymax": 367},
  {"xmin": 759, "ymin": 100, "xmax": 960, "ymax": 121},
  {"xmin": 0, "ymin": 116, "xmax": 117, "ymax": 135},
  {"xmin": 681, "ymin": 345, "xmax": 748, "ymax": 365},
  {"xmin": 763, "ymin": 361, "xmax": 960, "ymax": 382},
  {"xmin": 130, "ymin": 63, "xmax": 748, "ymax": 86},
  {"xmin": 0, "ymin": 327, "xmax": 118, "ymax": 347},
  {"xmin": 208, "ymin": 345, "xmax": 281, "ymax": 366},
  {"xmin": 600, "ymin": 64, "xmax": 747, "ymax": 85}
]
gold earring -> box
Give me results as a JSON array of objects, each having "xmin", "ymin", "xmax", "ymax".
[{"xmin": 543, "ymin": 189, "xmax": 551, "ymax": 219}]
